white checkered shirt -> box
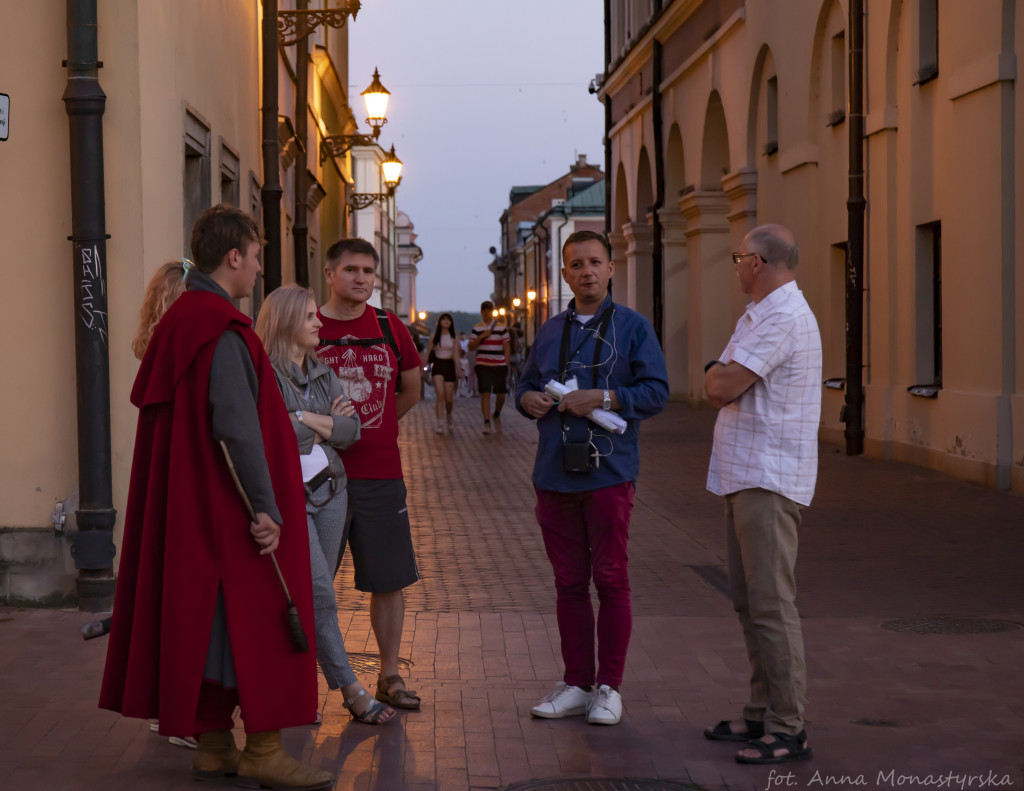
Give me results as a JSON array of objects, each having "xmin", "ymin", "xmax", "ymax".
[{"xmin": 707, "ymin": 281, "xmax": 823, "ymax": 506}]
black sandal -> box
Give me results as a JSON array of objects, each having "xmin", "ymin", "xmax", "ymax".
[
  {"xmin": 735, "ymin": 730, "xmax": 813, "ymax": 764},
  {"xmin": 704, "ymin": 718, "xmax": 765, "ymax": 742}
]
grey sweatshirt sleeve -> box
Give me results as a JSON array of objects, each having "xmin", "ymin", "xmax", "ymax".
[{"xmin": 209, "ymin": 330, "xmax": 283, "ymax": 524}]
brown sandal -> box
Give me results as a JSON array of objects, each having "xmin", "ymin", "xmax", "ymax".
[{"xmin": 375, "ymin": 674, "xmax": 421, "ymax": 710}]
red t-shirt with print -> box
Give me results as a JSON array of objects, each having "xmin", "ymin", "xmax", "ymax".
[{"xmin": 316, "ymin": 306, "xmax": 421, "ymax": 479}]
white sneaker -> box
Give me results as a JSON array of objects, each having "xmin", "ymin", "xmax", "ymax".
[
  {"xmin": 482, "ymin": 420, "xmax": 492, "ymax": 435},
  {"xmin": 530, "ymin": 682, "xmax": 592, "ymax": 719},
  {"xmin": 435, "ymin": 422, "xmax": 444, "ymax": 434},
  {"xmin": 586, "ymin": 684, "xmax": 622, "ymax": 725}
]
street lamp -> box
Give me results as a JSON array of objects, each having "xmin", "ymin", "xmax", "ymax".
[
  {"xmin": 349, "ymin": 145, "xmax": 403, "ymax": 209},
  {"xmin": 527, "ymin": 290, "xmax": 537, "ymax": 302},
  {"xmin": 512, "ymin": 297, "xmax": 521, "ymax": 308},
  {"xmin": 361, "ymin": 68, "xmax": 390, "ymax": 137},
  {"xmin": 418, "ymin": 311, "xmax": 427, "ymax": 321},
  {"xmin": 320, "ymin": 70, "xmax": 394, "ymax": 162}
]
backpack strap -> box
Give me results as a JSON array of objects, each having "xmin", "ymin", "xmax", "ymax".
[
  {"xmin": 374, "ymin": 307, "xmax": 402, "ymax": 394},
  {"xmin": 317, "ymin": 307, "xmax": 404, "ymax": 393}
]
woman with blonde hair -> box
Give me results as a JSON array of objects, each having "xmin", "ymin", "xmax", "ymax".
[
  {"xmin": 132, "ymin": 260, "xmax": 188, "ymax": 359},
  {"xmin": 255, "ymin": 284, "xmax": 395, "ymax": 726},
  {"xmin": 132, "ymin": 258, "xmax": 196, "ymax": 748}
]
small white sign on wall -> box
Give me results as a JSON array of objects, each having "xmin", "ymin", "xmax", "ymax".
[{"xmin": 0, "ymin": 94, "xmax": 9, "ymax": 141}]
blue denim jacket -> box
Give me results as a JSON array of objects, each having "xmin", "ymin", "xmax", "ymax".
[{"xmin": 515, "ymin": 295, "xmax": 669, "ymax": 493}]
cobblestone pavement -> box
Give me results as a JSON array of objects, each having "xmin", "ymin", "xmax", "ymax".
[{"xmin": 2, "ymin": 395, "xmax": 1024, "ymax": 791}]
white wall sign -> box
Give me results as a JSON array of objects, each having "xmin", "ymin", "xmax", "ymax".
[{"xmin": 0, "ymin": 94, "xmax": 9, "ymax": 141}]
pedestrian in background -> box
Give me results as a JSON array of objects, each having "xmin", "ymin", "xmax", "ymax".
[
  {"xmin": 256, "ymin": 284, "xmax": 395, "ymax": 727},
  {"xmin": 427, "ymin": 312, "xmax": 462, "ymax": 434},
  {"xmin": 469, "ymin": 300, "xmax": 510, "ymax": 433},
  {"xmin": 703, "ymin": 223, "xmax": 821, "ymax": 765},
  {"xmin": 516, "ymin": 230, "xmax": 668, "ymax": 726}
]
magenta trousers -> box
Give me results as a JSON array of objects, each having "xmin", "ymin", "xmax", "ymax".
[{"xmin": 535, "ymin": 482, "xmax": 635, "ymax": 689}]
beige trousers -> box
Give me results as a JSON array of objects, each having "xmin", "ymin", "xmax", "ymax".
[{"xmin": 725, "ymin": 487, "xmax": 807, "ymax": 735}]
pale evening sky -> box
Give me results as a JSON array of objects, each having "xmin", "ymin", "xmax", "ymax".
[{"xmin": 348, "ymin": 0, "xmax": 605, "ymax": 314}]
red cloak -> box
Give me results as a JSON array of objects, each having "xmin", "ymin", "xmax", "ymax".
[{"xmin": 99, "ymin": 291, "xmax": 317, "ymax": 735}]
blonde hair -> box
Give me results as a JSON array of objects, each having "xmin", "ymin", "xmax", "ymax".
[
  {"xmin": 132, "ymin": 260, "xmax": 187, "ymax": 360},
  {"xmin": 255, "ymin": 283, "xmax": 318, "ymax": 371}
]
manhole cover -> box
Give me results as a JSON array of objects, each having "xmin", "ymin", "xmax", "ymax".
[
  {"xmin": 881, "ymin": 617, "xmax": 1021, "ymax": 635},
  {"xmin": 321, "ymin": 652, "xmax": 412, "ymax": 675},
  {"xmin": 503, "ymin": 780, "xmax": 706, "ymax": 791}
]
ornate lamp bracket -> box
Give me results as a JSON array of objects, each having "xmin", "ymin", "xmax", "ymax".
[
  {"xmin": 319, "ymin": 133, "xmax": 378, "ymax": 164},
  {"xmin": 349, "ymin": 192, "xmax": 391, "ymax": 210},
  {"xmin": 278, "ymin": 2, "xmax": 362, "ymax": 46}
]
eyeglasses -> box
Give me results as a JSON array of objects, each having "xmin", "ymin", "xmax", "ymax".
[{"xmin": 731, "ymin": 252, "xmax": 763, "ymax": 266}]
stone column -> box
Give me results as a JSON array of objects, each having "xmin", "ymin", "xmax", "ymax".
[
  {"xmin": 659, "ymin": 207, "xmax": 689, "ymax": 396},
  {"xmin": 723, "ymin": 167, "xmax": 759, "ymax": 317},
  {"xmin": 607, "ymin": 230, "xmax": 627, "ymax": 306},
  {"xmin": 679, "ymin": 190, "xmax": 732, "ymax": 400},
  {"xmin": 622, "ymin": 220, "xmax": 654, "ymax": 321}
]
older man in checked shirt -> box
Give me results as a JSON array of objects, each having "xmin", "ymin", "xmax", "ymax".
[{"xmin": 703, "ymin": 224, "xmax": 822, "ymax": 765}]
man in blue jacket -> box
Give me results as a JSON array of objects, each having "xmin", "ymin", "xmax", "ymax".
[{"xmin": 516, "ymin": 230, "xmax": 669, "ymax": 726}]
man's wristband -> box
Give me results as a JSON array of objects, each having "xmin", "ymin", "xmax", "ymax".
[{"xmin": 704, "ymin": 359, "xmax": 723, "ymax": 374}]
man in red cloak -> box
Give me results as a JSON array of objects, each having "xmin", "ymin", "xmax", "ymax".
[{"xmin": 100, "ymin": 205, "xmax": 332, "ymax": 790}]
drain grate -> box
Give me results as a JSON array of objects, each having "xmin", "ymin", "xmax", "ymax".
[
  {"xmin": 882, "ymin": 617, "xmax": 1022, "ymax": 635},
  {"xmin": 851, "ymin": 718, "xmax": 900, "ymax": 727},
  {"xmin": 503, "ymin": 780, "xmax": 708, "ymax": 791}
]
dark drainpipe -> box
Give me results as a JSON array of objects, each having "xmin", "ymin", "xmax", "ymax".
[
  {"xmin": 262, "ymin": 0, "xmax": 283, "ymax": 293},
  {"xmin": 844, "ymin": 0, "xmax": 866, "ymax": 455},
  {"xmin": 603, "ymin": 0, "xmax": 612, "ymax": 235},
  {"xmin": 292, "ymin": 0, "xmax": 309, "ymax": 287},
  {"xmin": 63, "ymin": 0, "xmax": 116, "ymax": 612},
  {"xmin": 651, "ymin": 39, "xmax": 665, "ymax": 343}
]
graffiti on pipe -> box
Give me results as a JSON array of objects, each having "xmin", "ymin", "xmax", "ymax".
[{"xmin": 80, "ymin": 244, "xmax": 108, "ymax": 348}]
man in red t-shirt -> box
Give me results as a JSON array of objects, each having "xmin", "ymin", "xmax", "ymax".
[{"xmin": 316, "ymin": 238, "xmax": 424, "ymax": 710}]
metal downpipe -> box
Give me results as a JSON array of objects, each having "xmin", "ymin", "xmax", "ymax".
[{"xmin": 63, "ymin": 0, "xmax": 116, "ymax": 611}]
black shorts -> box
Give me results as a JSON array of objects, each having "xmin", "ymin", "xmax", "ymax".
[
  {"xmin": 431, "ymin": 358, "xmax": 457, "ymax": 383},
  {"xmin": 342, "ymin": 479, "xmax": 420, "ymax": 594},
  {"xmin": 475, "ymin": 364, "xmax": 508, "ymax": 394}
]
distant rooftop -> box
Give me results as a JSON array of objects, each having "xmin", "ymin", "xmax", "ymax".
[
  {"xmin": 562, "ymin": 179, "xmax": 605, "ymax": 211},
  {"xmin": 509, "ymin": 185, "xmax": 544, "ymax": 205}
]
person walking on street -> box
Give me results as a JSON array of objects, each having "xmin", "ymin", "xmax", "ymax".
[
  {"xmin": 257, "ymin": 285, "xmax": 396, "ymax": 727},
  {"xmin": 100, "ymin": 205, "xmax": 332, "ymax": 790},
  {"xmin": 316, "ymin": 238, "xmax": 424, "ymax": 712},
  {"xmin": 516, "ymin": 230, "xmax": 669, "ymax": 726},
  {"xmin": 703, "ymin": 223, "xmax": 821, "ymax": 765},
  {"xmin": 427, "ymin": 312, "xmax": 462, "ymax": 434},
  {"xmin": 469, "ymin": 300, "xmax": 510, "ymax": 433}
]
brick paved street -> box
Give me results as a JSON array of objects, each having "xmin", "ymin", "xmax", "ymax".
[{"xmin": 2, "ymin": 395, "xmax": 1023, "ymax": 791}]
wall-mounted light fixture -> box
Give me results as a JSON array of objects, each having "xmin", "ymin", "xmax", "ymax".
[
  {"xmin": 320, "ymin": 69, "xmax": 391, "ymax": 162},
  {"xmin": 349, "ymin": 145, "xmax": 403, "ymax": 209}
]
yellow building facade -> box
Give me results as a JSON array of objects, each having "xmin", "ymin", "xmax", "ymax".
[
  {"xmin": 0, "ymin": 1, "xmax": 363, "ymax": 605},
  {"xmin": 602, "ymin": 0, "xmax": 1023, "ymax": 491}
]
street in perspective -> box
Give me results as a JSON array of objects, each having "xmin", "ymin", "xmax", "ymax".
[{"xmin": 2, "ymin": 397, "xmax": 1022, "ymax": 790}]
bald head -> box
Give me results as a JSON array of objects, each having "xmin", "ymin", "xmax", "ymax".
[{"xmin": 745, "ymin": 224, "xmax": 799, "ymax": 270}]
